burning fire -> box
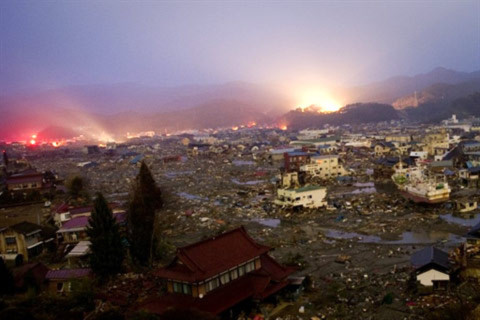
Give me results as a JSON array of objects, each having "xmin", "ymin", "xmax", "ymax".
[
  {"xmin": 30, "ymin": 134, "xmax": 37, "ymax": 145},
  {"xmin": 280, "ymin": 125, "xmax": 288, "ymax": 131},
  {"xmin": 296, "ymin": 89, "xmax": 342, "ymax": 113}
]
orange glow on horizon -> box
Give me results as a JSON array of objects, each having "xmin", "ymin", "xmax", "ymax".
[
  {"xmin": 280, "ymin": 125, "xmax": 288, "ymax": 131},
  {"xmin": 295, "ymin": 88, "xmax": 342, "ymax": 113}
]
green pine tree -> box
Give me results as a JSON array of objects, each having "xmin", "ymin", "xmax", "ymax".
[
  {"xmin": 127, "ymin": 161, "xmax": 163, "ymax": 266},
  {"xmin": 86, "ymin": 193, "xmax": 125, "ymax": 278}
]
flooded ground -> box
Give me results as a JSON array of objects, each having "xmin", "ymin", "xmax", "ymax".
[
  {"xmin": 232, "ymin": 160, "xmax": 255, "ymax": 166},
  {"xmin": 251, "ymin": 218, "xmax": 281, "ymax": 228},
  {"xmin": 324, "ymin": 228, "xmax": 464, "ymax": 246},
  {"xmin": 440, "ymin": 212, "xmax": 480, "ymax": 227}
]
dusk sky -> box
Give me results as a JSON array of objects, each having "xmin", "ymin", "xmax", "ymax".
[{"xmin": 1, "ymin": 1, "xmax": 479, "ymax": 95}]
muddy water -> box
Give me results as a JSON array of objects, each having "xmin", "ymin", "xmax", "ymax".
[
  {"xmin": 251, "ymin": 218, "xmax": 281, "ymax": 228},
  {"xmin": 440, "ymin": 213, "xmax": 480, "ymax": 227},
  {"xmin": 325, "ymin": 229, "xmax": 464, "ymax": 245}
]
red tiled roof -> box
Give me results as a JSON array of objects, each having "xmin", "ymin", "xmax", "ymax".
[
  {"xmin": 156, "ymin": 227, "xmax": 270, "ymax": 282},
  {"xmin": 258, "ymin": 254, "xmax": 296, "ymax": 281},
  {"xmin": 45, "ymin": 268, "xmax": 91, "ymax": 280},
  {"xmin": 6, "ymin": 173, "xmax": 43, "ymax": 185}
]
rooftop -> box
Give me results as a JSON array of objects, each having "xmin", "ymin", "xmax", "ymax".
[
  {"xmin": 411, "ymin": 246, "xmax": 449, "ymax": 270},
  {"xmin": 156, "ymin": 226, "xmax": 270, "ymax": 282},
  {"xmin": 8, "ymin": 221, "xmax": 42, "ymax": 236}
]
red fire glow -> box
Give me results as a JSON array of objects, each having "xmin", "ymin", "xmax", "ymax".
[{"xmin": 30, "ymin": 139, "xmax": 36, "ymax": 145}]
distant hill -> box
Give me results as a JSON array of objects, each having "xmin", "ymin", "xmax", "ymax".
[
  {"xmin": 1, "ymin": 67, "xmax": 479, "ymax": 141},
  {"xmin": 100, "ymin": 99, "xmax": 272, "ymax": 136},
  {"xmin": 392, "ymin": 78, "xmax": 480, "ymax": 109},
  {"xmin": 342, "ymin": 67, "xmax": 480, "ymax": 104},
  {"xmin": 402, "ymin": 92, "xmax": 480, "ymax": 123},
  {"xmin": 279, "ymin": 103, "xmax": 400, "ymax": 130},
  {"xmin": 0, "ymin": 82, "xmax": 291, "ymax": 140},
  {"xmin": 0, "ymin": 81, "xmax": 291, "ymax": 115},
  {"xmin": 0, "ymin": 99, "xmax": 273, "ymax": 141}
]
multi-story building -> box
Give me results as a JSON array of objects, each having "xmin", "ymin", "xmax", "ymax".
[
  {"xmin": 6, "ymin": 169, "xmax": 44, "ymax": 191},
  {"xmin": 374, "ymin": 142, "xmax": 395, "ymax": 157},
  {"xmin": 283, "ymin": 151, "xmax": 311, "ymax": 172},
  {"xmin": 300, "ymin": 154, "xmax": 347, "ymax": 179},
  {"xmin": 0, "ymin": 221, "xmax": 54, "ymax": 263},
  {"xmin": 385, "ymin": 134, "xmax": 412, "ymax": 143}
]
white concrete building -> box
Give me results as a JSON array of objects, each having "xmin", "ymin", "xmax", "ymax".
[
  {"xmin": 275, "ymin": 185, "xmax": 327, "ymax": 208},
  {"xmin": 297, "ymin": 129, "xmax": 329, "ymax": 140},
  {"xmin": 300, "ymin": 155, "xmax": 347, "ymax": 179}
]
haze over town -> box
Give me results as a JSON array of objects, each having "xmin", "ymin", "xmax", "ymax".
[{"xmin": 1, "ymin": 1, "xmax": 480, "ymax": 320}]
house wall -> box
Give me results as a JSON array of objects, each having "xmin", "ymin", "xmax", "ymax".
[
  {"xmin": 47, "ymin": 280, "xmax": 73, "ymax": 294},
  {"xmin": 7, "ymin": 180, "xmax": 42, "ymax": 191},
  {"xmin": 301, "ymin": 156, "xmax": 346, "ymax": 179},
  {"xmin": 0, "ymin": 230, "xmax": 28, "ymax": 261},
  {"xmin": 374, "ymin": 145, "xmax": 390, "ymax": 157},
  {"xmin": 386, "ymin": 135, "xmax": 411, "ymax": 143},
  {"xmin": 276, "ymin": 188, "xmax": 327, "ymax": 208},
  {"xmin": 59, "ymin": 231, "xmax": 88, "ymax": 243},
  {"xmin": 416, "ymin": 269, "xmax": 450, "ymax": 286},
  {"xmin": 166, "ymin": 256, "xmax": 263, "ymax": 298}
]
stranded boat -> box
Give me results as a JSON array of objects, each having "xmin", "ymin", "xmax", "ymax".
[{"xmin": 392, "ymin": 165, "xmax": 451, "ymax": 204}]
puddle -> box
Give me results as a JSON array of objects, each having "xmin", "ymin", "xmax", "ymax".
[
  {"xmin": 350, "ymin": 187, "xmax": 377, "ymax": 194},
  {"xmin": 232, "ymin": 160, "xmax": 255, "ymax": 166},
  {"xmin": 440, "ymin": 213, "xmax": 480, "ymax": 227},
  {"xmin": 251, "ymin": 218, "xmax": 281, "ymax": 228},
  {"xmin": 347, "ymin": 182, "xmax": 377, "ymax": 194},
  {"xmin": 353, "ymin": 182, "xmax": 375, "ymax": 187},
  {"xmin": 325, "ymin": 229, "xmax": 464, "ymax": 245},
  {"xmin": 231, "ymin": 178, "xmax": 265, "ymax": 185},
  {"xmin": 177, "ymin": 192, "xmax": 208, "ymax": 201}
]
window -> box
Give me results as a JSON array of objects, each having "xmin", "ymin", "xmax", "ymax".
[
  {"xmin": 220, "ymin": 272, "xmax": 230, "ymax": 285},
  {"xmin": 5, "ymin": 237, "xmax": 16, "ymax": 245},
  {"xmin": 173, "ymin": 282, "xmax": 182, "ymax": 293},
  {"xmin": 308, "ymin": 195, "xmax": 312, "ymax": 199},
  {"xmin": 230, "ymin": 269, "xmax": 238, "ymax": 280},
  {"xmin": 57, "ymin": 282, "xmax": 64, "ymax": 293},
  {"xmin": 238, "ymin": 265, "xmax": 246, "ymax": 276},
  {"xmin": 206, "ymin": 278, "xmax": 219, "ymax": 292},
  {"xmin": 182, "ymin": 283, "xmax": 192, "ymax": 295},
  {"xmin": 295, "ymin": 197, "xmax": 300, "ymax": 201},
  {"xmin": 245, "ymin": 260, "xmax": 255, "ymax": 272}
]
